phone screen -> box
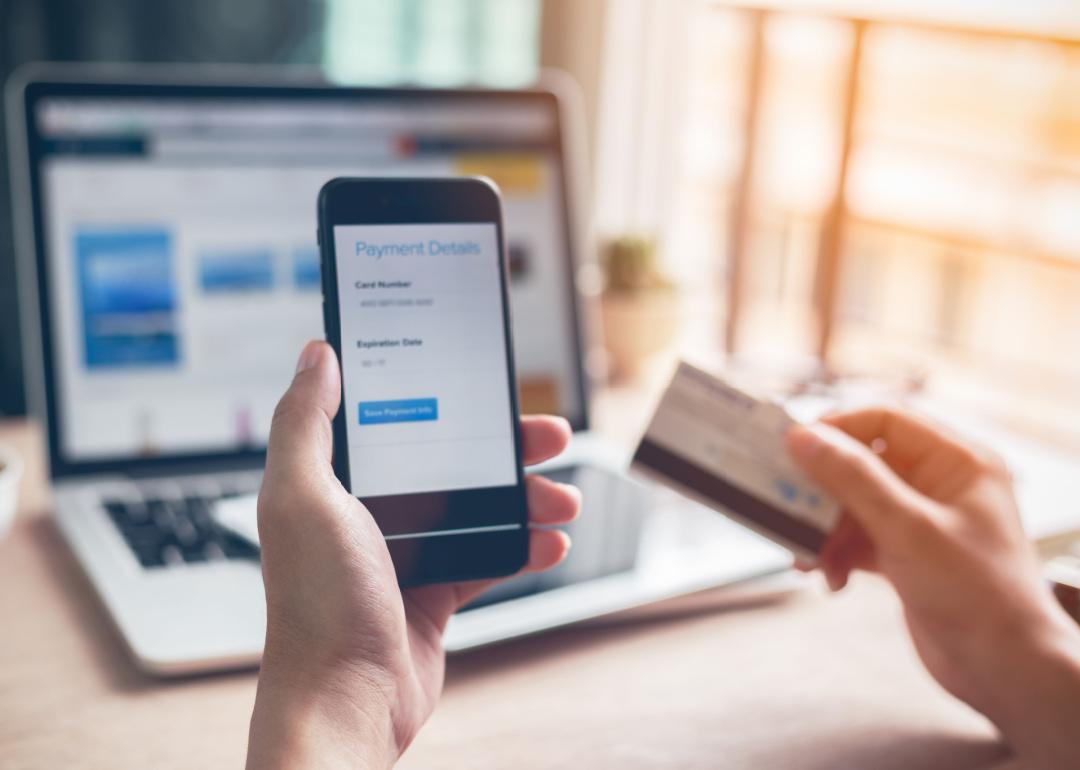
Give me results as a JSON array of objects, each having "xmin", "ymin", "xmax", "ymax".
[
  {"xmin": 320, "ymin": 178, "xmax": 528, "ymax": 585},
  {"xmin": 332, "ymin": 222, "xmax": 517, "ymax": 498}
]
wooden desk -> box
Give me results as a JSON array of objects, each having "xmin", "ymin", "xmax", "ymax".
[{"xmin": 0, "ymin": 418, "xmax": 1019, "ymax": 769}]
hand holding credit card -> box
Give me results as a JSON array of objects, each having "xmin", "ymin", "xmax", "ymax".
[{"xmin": 632, "ymin": 361, "xmax": 840, "ymax": 559}]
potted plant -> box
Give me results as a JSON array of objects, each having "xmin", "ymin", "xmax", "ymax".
[{"xmin": 599, "ymin": 235, "xmax": 681, "ymax": 381}]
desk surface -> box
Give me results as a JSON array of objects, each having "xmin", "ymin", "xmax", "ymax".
[{"xmin": 0, "ymin": 417, "xmax": 1023, "ymax": 769}]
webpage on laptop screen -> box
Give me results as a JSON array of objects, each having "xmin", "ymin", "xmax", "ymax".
[{"xmin": 34, "ymin": 97, "xmax": 582, "ymax": 463}]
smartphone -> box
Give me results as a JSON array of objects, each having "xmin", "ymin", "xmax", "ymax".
[{"xmin": 317, "ymin": 177, "xmax": 529, "ymax": 586}]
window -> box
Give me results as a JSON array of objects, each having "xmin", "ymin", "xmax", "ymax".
[
  {"xmin": 595, "ymin": 0, "xmax": 1080, "ymax": 445},
  {"xmin": 323, "ymin": 0, "xmax": 540, "ymax": 87}
]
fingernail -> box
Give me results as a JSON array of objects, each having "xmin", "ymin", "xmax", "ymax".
[
  {"xmin": 558, "ymin": 482, "xmax": 582, "ymax": 500},
  {"xmin": 296, "ymin": 341, "xmax": 321, "ymax": 374},
  {"xmin": 825, "ymin": 571, "xmax": 842, "ymax": 592},
  {"xmin": 787, "ymin": 424, "xmax": 827, "ymax": 461}
]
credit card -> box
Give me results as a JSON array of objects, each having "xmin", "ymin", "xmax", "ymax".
[{"xmin": 631, "ymin": 361, "xmax": 840, "ymax": 559}]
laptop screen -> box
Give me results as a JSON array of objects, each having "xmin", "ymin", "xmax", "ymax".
[{"xmin": 22, "ymin": 83, "xmax": 587, "ymax": 475}]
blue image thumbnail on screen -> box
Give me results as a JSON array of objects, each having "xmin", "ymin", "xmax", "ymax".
[
  {"xmin": 75, "ymin": 228, "xmax": 180, "ymax": 369},
  {"xmin": 198, "ymin": 249, "xmax": 275, "ymax": 293},
  {"xmin": 293, "ymin": 246, "xmax": 320, "ymax": 290}
]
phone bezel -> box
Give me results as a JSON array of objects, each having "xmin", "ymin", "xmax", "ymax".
[{"xmin": 317, "ymin": 176, "xmax": 529, "ymax": 586}]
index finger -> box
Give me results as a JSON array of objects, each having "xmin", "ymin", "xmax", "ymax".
[
  {"xmin": 821, "ymin": 407, "xmax": 981, "ymax": 487},
  {"xmin": 820, "ymin": 408, "xmax": 967, "ymax": 468}
]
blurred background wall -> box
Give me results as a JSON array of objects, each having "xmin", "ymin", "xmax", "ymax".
[{"xmin": 588, "ymin": 0, "xmax": 1080, "ymax": 448}]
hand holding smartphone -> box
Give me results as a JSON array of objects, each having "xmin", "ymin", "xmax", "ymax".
[{"xmin": 317, "ymin": 177, "xmax": 529, "ymax": 586}]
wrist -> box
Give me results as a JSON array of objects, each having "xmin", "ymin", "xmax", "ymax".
[
  {"xmin": 248, "ymin": 650, "xmax": 398, "ymax": 770},
  {"xmin": 970, "ymin": 601, "xmax": 1080, "ymax": 769},
  {"xmin": 987, "ymin": 605, "xmax": 1080, "ymax": 706}
]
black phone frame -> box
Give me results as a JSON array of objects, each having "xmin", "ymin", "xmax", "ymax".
[{"xmin": 317, "ymin": 176, "xmax": 529, "ymax": 586}]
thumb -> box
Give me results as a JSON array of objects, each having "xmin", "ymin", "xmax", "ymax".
[
  {"xmin": 786, "ymin": 422, "xmax": 925, "ymax": 542},
  {"xmin": 265, "ymin": 340, "xmax": 341, "ymax": 480}
]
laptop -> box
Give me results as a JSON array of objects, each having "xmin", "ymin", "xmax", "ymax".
[{"xmin": 7, "ymin": 66, "xmax": 790, "ymax": 675}]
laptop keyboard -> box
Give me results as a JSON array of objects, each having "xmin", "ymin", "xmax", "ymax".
[{"xmin": 103, "ymin": 484, "xmax": 260, "ymax": 569}]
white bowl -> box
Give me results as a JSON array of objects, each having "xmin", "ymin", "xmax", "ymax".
[{"xmin": 0, "ymin": 445, "xmax": 24, "ymax": 539}]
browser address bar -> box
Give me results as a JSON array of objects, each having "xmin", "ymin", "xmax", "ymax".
[{"xmin": 152, "ymin": 136, "xmax": 401, "ymax": 161}]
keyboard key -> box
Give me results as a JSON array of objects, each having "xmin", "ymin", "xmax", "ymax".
[
  {"xmin": 185, "ymin": 497, "xmax": 214, "ymax": 528},
  {"xmin": 222, "ymin": 531, "xmax": 260, "ymax": 559},
  {"xmin": 135, "ymin": 547, "xmax": 164, "ymax": 569},
  {"xmin": 103, "ymin": 500, "xmax": 127, "ymax": 523},
  {"xmin": 147, "ymin": 499, "xmax": 176, "ymax": 531},
  {"xmin": 181, "ymin": 545, "xmax": 208, "ymax": 563},
  {"xmin": 103, "ymin": 499, "xmax": 149, "ymax": 525},
  {"xmin": 173, "ymin": 516, "xmax": 199, "ymax": 546},
  {"xmin": 161, "ymin": 544, "xmax": 184, "ymax": 566},
  {"xmin": 125, "ymin": 499, "xmax": 149, "ymax": 523}
]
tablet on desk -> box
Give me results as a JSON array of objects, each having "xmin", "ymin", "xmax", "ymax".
[
  {"xmin": 446, "ymin": 463, "xmax": 794, "ymax": 650},
  {"xmin": 217, "ymin": 462, "xmax": 793, "ymax": 651}
]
